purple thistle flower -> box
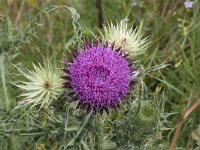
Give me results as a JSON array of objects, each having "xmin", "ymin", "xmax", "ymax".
[{"xmin": 63, "ymin": 42, "xmax": 138, "ymax": 113}]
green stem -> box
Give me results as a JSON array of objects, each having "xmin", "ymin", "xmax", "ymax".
[
  {"xmin": 0, "ymin": 53, "xmax": 10, "ymax": 111},
  {"xmin": 95, "ymin": 114, "xmax": 104, "ymax": 150},
  {"xmin": 0, "ymin": 128, "xmax": 59, "ymax": 136}
]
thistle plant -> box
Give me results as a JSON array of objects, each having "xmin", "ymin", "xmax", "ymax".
[
  {"xmin": 16, "ymin": 62, "xmax": 64, "ymax": 109},
  {"xmin": 101, "ymin": 21, "xmax": 149, "ymax": 56},
  {"xmin": 0, "ymin": 2, "xmax": 180, "ymax": 149}
]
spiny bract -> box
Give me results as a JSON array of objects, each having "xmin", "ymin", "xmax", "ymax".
[
  {"xmin": 63, "ymin": 42, "xmax": 139, "ymax": 113},
  {"xmin": 101, "ymin": 21, "xmax": 149, "ymax": 56},
  {"xmin": 16, "ymin": 62, "xmax": 64, "ymax": 109}
]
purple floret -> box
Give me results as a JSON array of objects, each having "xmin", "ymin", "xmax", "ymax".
[{"xmin": 63, "ymin": 42, "xmax": 137, "ymax": 113}]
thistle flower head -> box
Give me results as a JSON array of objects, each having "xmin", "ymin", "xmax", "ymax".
[
  {"xmin": 16, "ymin": 62, "xmax": 63, "ymax": 109},
  {"xmin": 101, "ymin": 21, "xmax": 149, "ymax": 56},
  {"xmin": 63, "ymin": 42, "xmax": 138, "ymax": 113}
]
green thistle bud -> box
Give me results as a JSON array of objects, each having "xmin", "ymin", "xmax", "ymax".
[
  {"xmin": 137, "ymin": 101, "xmax": 156, "ymax": 123},
  {"xmin": 15, "ymin": 61, "xmax": 64, "ymax": 109}
]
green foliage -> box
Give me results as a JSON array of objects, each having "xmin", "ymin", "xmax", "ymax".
[
  {"xmin": 0, "ymin": 16, "xmax": 13, "ymax": 54},
  {"xmin": 0, "ymin": 16, "xmax": 15, "ymax": 112},
  {"xmin": 0, "ymin": 0, "xmax": 200, "ymax": 149}
]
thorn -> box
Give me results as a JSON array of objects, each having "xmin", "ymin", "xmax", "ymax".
[
  {"xmin": 62, "ymin": 69, "xmax": 70, "ymax": 74},
  {"xmin": 111, "ymin": 42, "xmax": 115, "ymax": 50},
  {"xmin": 124, "ymin": 53, "xmax": 129, "ymax": 58},
  {"xmin": 67, "ymin": 57, "xmax": 74, "ymax": 63},
  {"xmin": 86, "ymin": 104, "xmax": 92, "ymax": 113},
  {"xmin": 76, "ymin": 102, "xmax": 81, "ymax": 109},
  {"xmin": 93, "ymin": 110, "xmax": 97, "ymax": 115},
  {"xmin": 100, "ymin": 107, "xmax": 104, "ymax": 115},
  {"xmin": 88, "ymin": 42, "xmax": 92, "ymax": 48},
  {"xmin": 126, "ymin": 58, "xmax": 132, "ymax": 65},
  {"xmin": 80, "ymin": 103, "xmax": 85, "ymax": 109},
  {"xmin": 63, "ymin": 62, "xmax": 72, "ymax": 68},
  {"xmin": 122, "ymin": 38, "xmax": 127, "ymax": 46},
  {"xmin": 118, "ymin": 50, "xmax": 123, "ymax": 56},
  {"xmin": 61, "ymin": 76, "xmax": 71, "ymax": 81},
  {"xmin": 68, "ymin": 92, "xmax": 75, "ymax": 97},
  {"xmin": 105, "ymin": 108, "xmax": 109, "ymax": 114},
  {"xmin": 84, "ymin": 41, "xmax": 89, "ymax": 49},
  {"xmin": 116, "ymin": 103, "xmax": 120, "ymax": 108},
  {"xmin": 116, "ymin": 47, "xmax": 121, "ymax": 52},
  {"xmin": 64, "ymin": 82, "xmax": 72, "ymax": 89},
  {"xmin": 84, "ymin": 42, "xmax": 91, "ymax": 49},
  {"xmin": 104, "ymin": 41, "xmax": 109, "ymax": 48},
  {"xmin": 94, "ymin": 41, "xmax": 99, "ymax": 47},
  {"xmin": 129, "ymin": 80, "xmax": 135, "ymax": 87},
  {"xmin": 72, "ymin": 51, "xmax": 79, "ymax": 58}
]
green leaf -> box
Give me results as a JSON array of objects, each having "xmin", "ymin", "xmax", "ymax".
[
  {"xmin": 141, "ymin": 64, "xmax": 169, "ymax": 75},
  {"xmin": 141, "ymin": 80, "xmax": 148, "ymax": 100}
]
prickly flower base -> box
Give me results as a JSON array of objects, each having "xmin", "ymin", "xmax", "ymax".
[
  {"xmin": 101, "ymin": 22, "xmax": 149, "ymax": 56},
  {"xmin": 63, "ymin": 42, "xmax": 138, "ymax": 113},
  {"xmin": 16, "ymin": 62, "xmax": 64, "ymax": 109}
]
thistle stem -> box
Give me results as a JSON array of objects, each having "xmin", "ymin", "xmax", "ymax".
[
  {"xmin": 95, "ymin": 114, "xmax": 104, "ymax": 150},
  {"xmin": 0, "ymin": 53, "xmax": 10, "ymax": 111},
  {"xmin": 0, "ymin": 129, "xmax": 59, "ymax": 136}
]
